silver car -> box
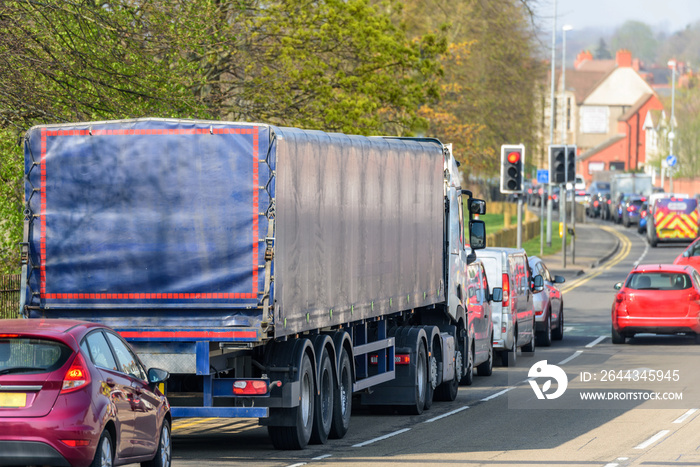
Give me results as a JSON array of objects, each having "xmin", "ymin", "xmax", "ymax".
[{"xmin": 528, "ymin": 256, "xmax": 566, "ymax": 346}]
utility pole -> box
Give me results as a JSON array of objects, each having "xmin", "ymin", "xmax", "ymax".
[{"xmin": 546, "ymin": 0, "xmax": 557, "ymax": 248}]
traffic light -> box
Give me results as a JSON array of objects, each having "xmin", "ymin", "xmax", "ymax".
[
  {"xmin": 500, "ymin": 144, "xmax": 525, "ymax": 193},
  {"xmin": 549, "ymin": 145, "xmax": 566, "ymax": 184},
  {"xmin": 566, "ymin": 145, "xmax": 577, "ymax": 183}
]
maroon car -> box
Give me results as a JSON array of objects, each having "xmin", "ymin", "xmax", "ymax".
[{"xmin": 0, "ymin": 319, "xmax": 171, "ymax": 467}]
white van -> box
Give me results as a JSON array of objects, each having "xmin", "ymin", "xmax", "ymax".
[{"xmin": 476, "ymin": 247, "xmax": 543, "ymax": 366}]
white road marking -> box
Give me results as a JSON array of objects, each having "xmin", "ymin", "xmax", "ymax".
[
  {"xmin": 634, "ymin": 430, "xmax": 670, "ymax": 449},
  {"xmin": 481, "ymin": 387, "xmax": 515, "ymax": 401},
  {"xmin": 633, "ymin": 234, "xmax": 650, "ymax": 268},
  {"xmin": 558, "ymin": 350, "xmax": 583, "ymax": 365},
  {"xmin": 585, "ymin": 335, "xmax": 607, "ymax": 348},
  {"xmin": 564, "ymin": 326, "xmax": 574, "ymax": 332},
  {"xmin": 603, "ymin": 463, "xmax": 619, "ymax": 467},
  {"xmin": 352, "ymin": 428, "xmax": 411, "ymax": 448},
  {"xmin": 287, "ymin": 464, "xmax": 307, "ymax": 467},
  {"xmin": 312, "ymin": 454, "xmax": 332, "ymax": 460},
  {"xmin": 673, "ymin": 408, "xmax": 699, "ymax": 424},
  {"xmin": 424, "ymin": 405, "xmax": 470, "ymax": 423}
]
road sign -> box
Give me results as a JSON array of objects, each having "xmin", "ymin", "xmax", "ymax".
[
  {"xmin": 537, "ymin": 169, "xmax": 549, "ymax": 184},
  {"xmin": 666, "ymin": 154, "xmax": 677, "ymax": 167}
]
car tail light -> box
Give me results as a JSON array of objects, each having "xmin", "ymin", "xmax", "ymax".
[
  {"xmin": 593, "ymin": 200, "xmax": 599, "ymax": 207},
  {"xmin": 0, "ymin": 334, "xmax": 19, "ymax": 338},
  {"xmin": 61, "ymin": 353, "xmax": 91, "ymax": 394},
  {"xmin": 689, "ymin": 291, "xmax": 700, "ymax": 303},
  {"xmin": 641, "ymin": 197, "xmax": 647, "ymax": 202},
  {"xmin": 627, "ymin": 206, "xmax": 637, "ymax": 212},
  {"xmin": 615, "ymin": 292, "xmax": 625, "ymax": 304},
  {"xmin": 641, "ymin": 211, "xmax": 647, "ymax": 218},
  {"xmin": 502, "ymin": 273, "xmax": 510, "ymax": 308},
  {"xmin": 233, "ymin": 380, "xmax": 269, "ymax": 395},
  {"xmin": 578, "ymin": 190, "xmax": 586, "ymax": 196},
  {"xmin": 60, "ymin": 440, "xmax": 90, "ymax": 447},
  {"xmin": 552, "ymin": 195, "xmax": 558, "ymax": 201},
  {"xmin": 607, "ymin": 199, "xmax": 612, "ymax": 204}
]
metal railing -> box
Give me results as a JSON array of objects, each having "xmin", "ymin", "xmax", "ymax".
[{"xmin": 1, "ymin": 274, "xmax": 20, "ymax": 319}]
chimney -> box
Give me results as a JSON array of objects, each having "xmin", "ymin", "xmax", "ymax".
[
  {"xmin": 616, "ymin": 49, "xmax": 632, "ymax": 68},
  {"xmin": 574, "ymin": 50, "xmax": 594, "ymax": 69}
]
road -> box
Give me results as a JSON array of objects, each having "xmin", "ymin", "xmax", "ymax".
[{"xmin": 169, "ymin": 221, "xmax": 700, "ymax": 467}]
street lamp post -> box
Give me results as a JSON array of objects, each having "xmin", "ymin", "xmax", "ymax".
[
  {"xmin": 668, "ymin": 59, "xmax": 677, "ymax": 193},
  {"xmin": 545, "ymin": 0, "xmax": 557, "ymax": 252},
  {"xmin": 561, "ymin": 24, "xmax": 572, "ymax": 268}
]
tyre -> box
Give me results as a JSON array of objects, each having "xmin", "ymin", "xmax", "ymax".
[
  {"xmin": 435, "ymin": 349, "xmax": 461, "ymax": 401},
  {"xmin": 310, "ymin": 349, "xmax": 333, "ymax": 444},
  {"xmin": 624, "ymin": 217, "xmax": 630, "ymax": 228},
  {"xmin": 695, "ymin": 334, "xmax": 700, "ymax": 345},
  {"xmin": 407, "ymin": 341, "xmax": 428, "ymax": 415},
  {"xmin": 90, "ymin": 431, "xmax": 113, "ymax": 467},
  {"xmin": 611, "ymin": 325, "xmax": 626, "ymax": 344},
  {"xmin": 268, "ymin": 352, "xmax": 315, "ymax": 450},
  {"xmin": 476, "ymin": 339, "xmax": 493, "ymax": 376},
  {"xmin": 141, "ymin": 420, "xmax": 171, "ymax": 467},
  {"xmin": 329, "ymin": 347, "xmax": 352, "ymax": 439},
  {"xmin": 501, "ymin": 331, "xmax": 517, "ymax": 367},
  {"xmin": 459, "ymin": 344, "xmax": 474, "ymax": 385},
  {"xmin": 522, "ymin": 323, "xmax": 536, "ymax": 354},
  {"xmin": 552, "ymin": 307, "xmax": 564, "ymax": 341},
  {"xmin": 424, "ymin": 347, "xmax": 436, "ymax": 411},
  {"xmin": 537, "ymin": 313, "xmax": 552, "ymax": 347}
]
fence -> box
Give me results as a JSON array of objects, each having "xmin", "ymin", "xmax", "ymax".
[{"xmin": 1, "ymin": 274, "xmax": 20, "ymax": 319}]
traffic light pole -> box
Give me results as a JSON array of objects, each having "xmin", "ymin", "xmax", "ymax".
[
  {"xmin": 517, "ymin": 196, "xmax": 523, "ymax": 249},
  {"xmin": 561, "ymin": 182, "xmax": 567, "ymax": 268},
  {"xmin": 571, "ymin": 182, "xmax": 576, "ymax": 264}
]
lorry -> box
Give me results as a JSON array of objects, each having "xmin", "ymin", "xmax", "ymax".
[
  {"xmin": 608, "ymin": 173, "xmax": 654, "ymax": 220},
  {"xmin": 20, "ymin": 118, "xmax": 491, "ymax": 450}
]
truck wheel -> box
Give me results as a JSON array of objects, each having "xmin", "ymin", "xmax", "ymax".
[
  {"xmin": 435, "ymin": 349, "xmax": 461, "ymax": 401},
  {"xmin": 310, "ymin": 349, "xmax": 333, "ymax": 444},
  {"xmin": 476, "ymin": 340, "xmax": 493, "ymax": 376},
  {"xmin": 459, "ymin": 345, "xmax": 474, "ymax": 385},
  {"xmin": 268, "ymin": 353, "xmax": 315, "ymax": 450},
  {"xmin": 329, "ymin": 347, "xmax": 352, "ymax": 439},
  {"xmin": 407, "ymin": 342, "xmax": 427, "ymax": 415},
  {"xmin": 424, "ymin": 345, "xmax": 436, "ymax": 411}
]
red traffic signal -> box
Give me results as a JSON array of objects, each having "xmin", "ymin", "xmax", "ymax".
[{"xmin": 500, "ymin": 144, "xmax": 525, "ymax": 194}]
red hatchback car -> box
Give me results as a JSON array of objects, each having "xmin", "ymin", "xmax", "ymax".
[
  {"xmin": 673, "ymin": 236, "xmax": 700, "ymax": 270},
  {"xmin": 0, "ymin": 319, "xmax": 171, "ymax": 467},
  {"xmin": 612, "ymin": 264, "xmax": 700, "ymax": 344}
]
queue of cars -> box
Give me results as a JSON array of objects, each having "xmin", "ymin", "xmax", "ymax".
[{"xmin": 0, "ymin": 227, "xmax": 568, "ymax": 466}]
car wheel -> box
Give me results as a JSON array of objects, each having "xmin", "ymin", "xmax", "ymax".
[
  {"xmin": 460, "ymin": 344, "xmax": 474, "ymax": 385},
  {"xmin": 141, "ymin": 420, "xmax": 171, "ymax": 467},
  {"xmin": 501, "ymin": 331, "xmax": 517, "ymax": 367},
  {"xmin": 552, "ymin": 307, "xmax": 564, "ymax": 341},
  {"xmin": 522, "ymin": 323, "xmax": 536, "ymax": 355},
  {"xmin": 90, "ymin": 431, "xmax": 113, "ymax": 467},
  {"xmin": 476, "ymin": 339, "xmax": 493, "ymax": 376},
  {"xmin": 537, "ymin": 313, "xmax": 552, "ymax": 347},
  {"xmin": 611, "ymin": 325, "xmax": 626, "ymax": 344}
]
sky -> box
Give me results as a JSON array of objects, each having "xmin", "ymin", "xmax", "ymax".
[{"xmin": 536, "ymin": 0, "xmax": 700, "ymax": 34}]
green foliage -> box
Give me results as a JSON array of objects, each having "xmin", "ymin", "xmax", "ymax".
[
  {"xmin": 611, "ymin": 21, "xmax": 658, "ymax": 63},
  {"xmin": 0, "ymin": 129, "xmax": 23, "ymax": 273},
  {"xmin": 673, "ymin": 78, "xmax": 700, "ymax": 177}
]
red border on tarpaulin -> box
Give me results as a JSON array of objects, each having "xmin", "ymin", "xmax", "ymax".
[{"xmin": 39, "ymin": 126, "xmax": 260, "ymax": 301}]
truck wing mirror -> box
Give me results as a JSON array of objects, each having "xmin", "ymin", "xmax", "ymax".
[
  {"xmin": 469, "ymin": 220, "xmax": 486, "ymax": 250},
  {"xmin": 490, "ymin": 287, "xmax": 503, "ymax": 302}
]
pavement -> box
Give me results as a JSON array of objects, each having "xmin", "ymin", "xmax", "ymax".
[{"xmin": 539, "ymin": 222, "xmax": 620, "ymax": 282}]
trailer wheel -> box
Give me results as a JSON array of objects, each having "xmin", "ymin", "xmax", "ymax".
[
  {"xmin": 329, "ymin": 347, "xmax": 352, "ymax": 439},
  {"xmin": 310, "ymin": 349, "xmax": 334, "ymax": 444},
  {"xmin": 407, "ymin": 342, "xmax": 427, "ymax": 415},
  {"xmin": 268, "ymin": 352, "xmax": 315, "ymax": 450},
  {"xmin": 424, "ymin": 348, "xmax": 436, "ymax": 411}
]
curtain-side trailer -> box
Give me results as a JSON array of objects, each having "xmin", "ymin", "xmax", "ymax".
[{"xmin": 21, "ymin": 119, "xmax": 489, "ymax": 449}]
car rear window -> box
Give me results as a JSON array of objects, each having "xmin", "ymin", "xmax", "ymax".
[
  {"xmin": 0, "ymin": 337, "xmax": 72, "ymax": 375},
  {"xmin": 631, "ymin": 200, "xmax": 643, "ymax": 207},
  {"xmin": 626, "ymin": 272, "xmax": 692, "ymax": 291}
]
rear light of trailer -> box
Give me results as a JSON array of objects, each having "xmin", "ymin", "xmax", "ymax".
[
  {"xmin": 369, "ymin": 354, "xmax": 410, "ymax": 365},
  {"xmin": 502, "ymin": 273, "xmax": 510, "ymax": 308},
  {"xmin": 233, "ymin": 380, "xmax": 271, "ymax": 395}
]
